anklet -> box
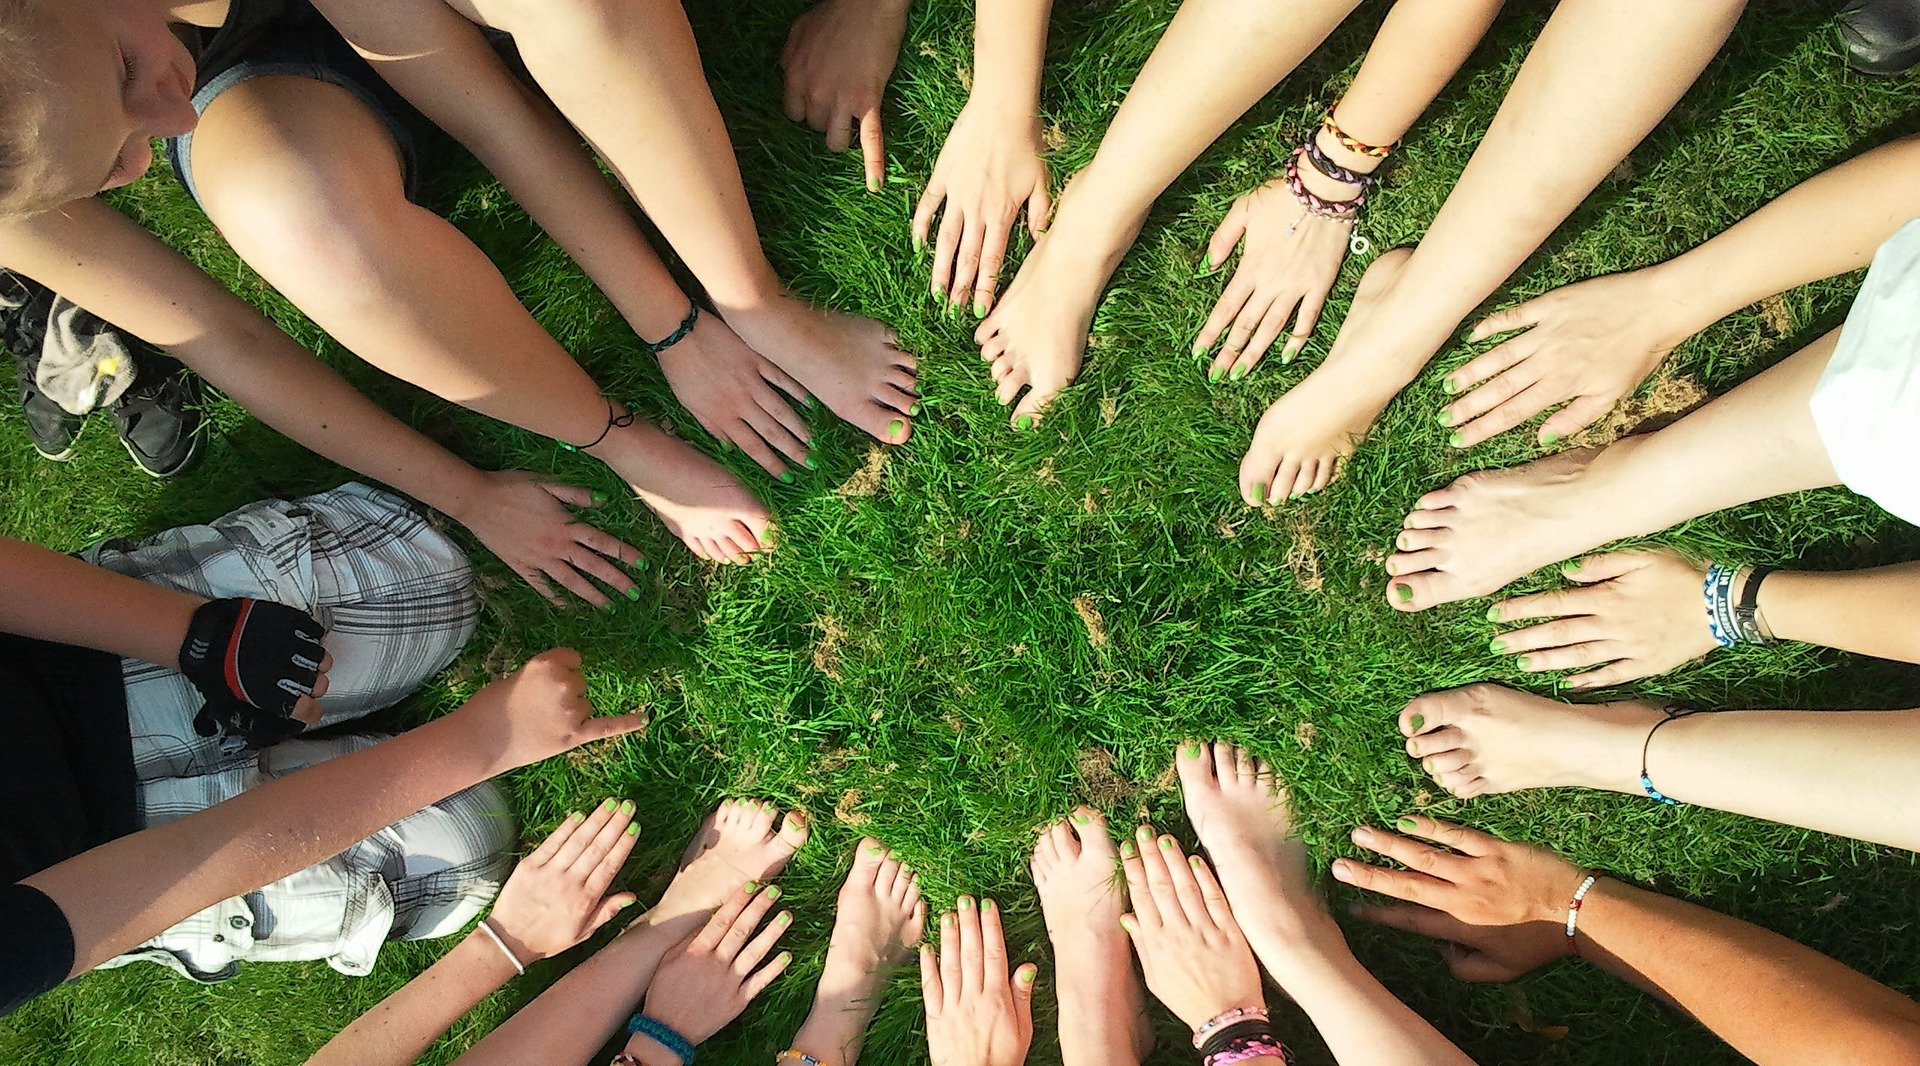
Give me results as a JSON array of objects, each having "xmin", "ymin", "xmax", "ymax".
[
  {"xmin": 1638, "ymin": 706, "xmax": 1704, "ymax": 805},
  {"xmin": 1192, "ymin": 1006, "xmax": 1270, "ymax": 1048},
  {"xmin": 560, "ymin": 401, "xmax": 637, "ymax": 453},
  {"xmin": 776, "ymin": 1050, "xmax": 832, "ymax": 1066},
  {"xmin": 1564, "ymin": 872, "xmax": 1605, "ymax": 955},
  {"xmin": 1321, "ymin": 103, "xmax": 1399, "ymax": 158},
  {"xmin": 645, "ymin": 301, "xmax": 700, "ymax": 356}
]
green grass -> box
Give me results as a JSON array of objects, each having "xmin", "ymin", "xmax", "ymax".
[{"xmin": 6, "ymin": 1, "xmax": 1920, "ymax": 1063}]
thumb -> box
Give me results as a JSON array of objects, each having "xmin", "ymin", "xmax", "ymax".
[
  {"xmin": 1443, "ymin": 944, "xmax": 1526, "ymax": 984},
  {"xmin": 1562, "ymin": 551, "xmax": 1647, "ymax": 585},
  {"xmin": 590, "ymin": 893, "xmax": 638, "ymax": 932},
  {"xmin": 1011, "ymin": 962, "xmax": 1038, "ymax": 1029},
  {"xmin": 1028, "ymin": 180, "xmax": 1053, "ymax": 238},
  {"xmin": 1204, "ymin": 201, "xmax": 1248, "ymax": 272},
  {"xmin": 1539, "ymin": 392, "xmax": 1616, "ymax": 443}
]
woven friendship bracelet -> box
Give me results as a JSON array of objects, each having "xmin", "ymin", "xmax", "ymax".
[
  {"xmin": 626, "ymin": 1014, "xmax": 696, "ymax": 1066},
  {"xmin": 776, "ymin": 1050, "xmax": 833, "ymax": 1066},
  {"xmin": 1300, "ymin": 137, "xmax": 1376, "ymax": 189},
  {"xmin": 1321, "ymin": 105, "xmax": 1399, "ymax": 157},
  {"xmin": 645, "ymin": 301, "xmax": 700, "ymax": 356},
  {"xmin": 1204, "ymin": 1033, "xmax": 1293, "ymax": 1066},
  {"xmin": 1283, "ymin": 149, "xmax": 1364, "ymax": 220},
  {"xmin": 1702, "ymin": 562, "xmax": 1741, "ymax": 649}
]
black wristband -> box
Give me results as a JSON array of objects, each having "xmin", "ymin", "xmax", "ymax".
[
  {"xmin": 1734, "ymin": 565, "xmax": 1777, "ymax": 644},
  {"xmin": 178, "ymin": 598, "xmax": 325, "ymax": 748}
]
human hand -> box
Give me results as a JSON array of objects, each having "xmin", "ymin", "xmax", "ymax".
[
  {"xmin": 449, "ymin": 648, "xmax": 647, "ymax": 773},
  {"xmin": 911, "ymin": 101, "xmax": 1051, "ymax": 318},
  {"xmin": 486, "ymin": 798, "xmax": 642, "ymax": 964},
  {"xmin": 1330, "ymin": 816, "xmax": 1588, "ymax": 932},
  {"xmin": 454, "ymin": 469, "xmax": 643, "ymax": 608},
  {"xmin": 1350, "ymin": 900, "xmax": 1569, "ymax": 982},
  {"xmin": 179, "ymin": 597, "xmax": 333, "ymax": 745},
  {"xmin": 1489, "ymin": 549, "xmax": 1718, "ymax": 688},
  {"xmin": 780, "ymin": 0, "xmax": 910, "ymax": 191},
  {"xmin": 921, "ymin": 896, "xmax": 1037, "ymax": 1066},
  {"xmin": 637, "ymin": 883, "xmax": 794, "ymax": 1049},
  {"xmin": 1119, "ymin": 827, "xmax": 1264, "ymax": 1032},
  {"xmin": 1194, "ymin": 177, "xmax": 1351, "ymax": 380},
  {"xmin": 1440, "ymin": 270, "xmax": 1698, "ymax": 448},
  {"xmin": 656, "ymin": 311, "xmax": 813, "ymax": 478}
]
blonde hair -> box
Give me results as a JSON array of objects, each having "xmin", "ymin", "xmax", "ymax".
[{"xmin": 0, "ymin": 0, "xmax": 59, "ymax": 220}]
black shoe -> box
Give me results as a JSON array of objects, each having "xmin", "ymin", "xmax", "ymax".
[
  {"xmin": 2, "ymin": 272, "xmax": 86, "ymax": 462},
  {"xmin": 113, "ymin": 348, "xmax": 204, "ymax": 478},
  {"xmin": 1838, "ymin": 0, "xmax": 1920, "ymax": 75}
]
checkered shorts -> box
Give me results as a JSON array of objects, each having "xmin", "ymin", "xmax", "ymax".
[{"xmin": 82, "ymin": 483, "xmax": 513, "ymax": 982}]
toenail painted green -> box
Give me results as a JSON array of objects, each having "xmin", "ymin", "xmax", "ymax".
[
  {"xmin": 766, "ymin": 885, "xmax": 782, "ymax": 900},
  {"xmin": 1396, "ymin": 817, "xmax": 1417, "ymax": 832},
  {"xmin": 982, "ymin": 898, "xmax": 996, "ymax": 913},
  {"xmin": 1208, "ymin": 365, "xmax": 1224, "ymax": 383},
  {"xmin": 804, "ymin": 456, "xmax": 819, "ymax": 470},
  {"xmin": 1409, "ymin": 714, "xmax": 1424, "ymax": 732},
  {"xmin": 866, "ymin": 844, "xmax": 885, "ymax": 855},
  {"xmin": 1119, "ymin": 840, "xmax": 1136, "ymax": 858},
  {"xmin": 1015, "ymin": 414, "xmax": 1033, "ymax": 431},
  {"xmin": 1448, "ymin": 431, "xmax": 1465, "ymax": 448},
  {"xmin": 1182, "ymin": 742, "xmax": 1202, "ymax": 759},
  {"xmin": 1542, "ymin": 433, "xmax": 1561, "ymax": 446},
  {"xmin": 1395, "ymin": 583, "xmax": 1413, "ymax": 603},
  {"xmin": 1070, "ymin": 811, "xmax": 1089, "ymax": 825},
  {"xmin": 1442, "ymin": 378, "xmax": 1458, "ymax": 395},
  {"xmin": 625, "ymin": 586, "xmax": 641, "ymax": 601},
  {"xmin": 590, "ymin": 489, "xmax": 608, "ymax": 505},
  {"xmin": 1250, "ymin": 483, "xmax": 1266, "ymax": 505},
  {"xmin": 1485, "ymin": 606, "xmax": 1499, "ymax": 622},
  {"xmin": 1436, "ymin": 410, "xmax": 1454, "ymax": 427},
  {"xmin": 1565, "ymin": 558, "xmax": 1582, "ymax": 571},
  {"xmin": 1517, "ymin": 656, "xmax": 1532, "ymax": 670},
  {"xmin": 888, "ymin": 419, "xmax": 905, "ymax": 438},
  {"xmin": 908, "ymin": 402, "xmax": 922, "ymax": 417},
  {"xmin": 1192, "ymin": 343, "xmax": 1207, "ymax": 358},
  {"xmin": 958, "ymin": 896, "xmax": 973, "ymax": 910}
]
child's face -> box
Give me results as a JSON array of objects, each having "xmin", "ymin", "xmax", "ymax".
[{"xmin": 22, "ymin": 0, "xmax": 199, "ymax": 211}]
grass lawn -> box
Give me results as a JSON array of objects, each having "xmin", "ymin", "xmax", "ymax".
[{"xmin": 5, "ymin": 1, "xmax": 1920, "ymax": 1063}]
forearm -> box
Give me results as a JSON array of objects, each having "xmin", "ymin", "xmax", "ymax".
[
  {"xmin": 451, "ymin": 915, "xmax": 680, "ymax": 1066},
  {"xmin": 967, "ymin": 0, "xmax": 1051, "ymax": 118},
  {"xmin": 0, "ymin": 535, "xmax": 201, "ymax": 668},
  {"xmin": 306, "ymin": 930, "xmax": 518, "ymax": 1066},
  {"xmin": 28, "ymin": 710, "xmax": 500, "ymax": 975},
  {"xmin": 1580, "ymin": 880, "xmax": 1920, "ymax": 1066},
  {"xmin": 1645, "ymin": 133, "xmax": 1920, "ymax": 339},
  {"xmin": 1754, "ymin": 563, "xmax": 1920, "ymax": 663},
  {"xmin": 1317, "ymin": 0, "xmax": 1503, "ymax": 167},
  {"xmin": 1251, "ymin": 930, "xmax": 1476, "ymax": 1066}
]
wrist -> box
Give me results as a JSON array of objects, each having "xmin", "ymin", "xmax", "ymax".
[
  {"xmin": 1311, "ymin": 126, "xmax": 1382, "ymax": 178},
  {"xmin": 623, "ymin": 1032, "xmax": 688, "ymax": 1066},
  {"xmin": 1637, "ymin": 256, "xmax": 1735, "ymax": 347},
  {"xmin": 427, "ymin": 464, "xmax": 495, "ymax": 530},
  {"xmin": 961, "ymin": 82, "xmax": 1041, "ymax": 126}
]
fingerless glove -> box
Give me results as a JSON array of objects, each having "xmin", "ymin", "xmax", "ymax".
[{"xmin": 178, "ymin": 597, "xmax": 326, "ymax": 749}]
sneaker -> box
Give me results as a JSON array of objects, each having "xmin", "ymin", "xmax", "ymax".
[
  {"xmin": 1838, "ymin": 0, "xmax": 1920, "ymax": 75},
  {"xmin": 2, "ymin": 272, "xmax": 86, "ymax": 461},
  {"xmin": 113, "ymin": 347, "xmax": 204, "ymax": 478}
]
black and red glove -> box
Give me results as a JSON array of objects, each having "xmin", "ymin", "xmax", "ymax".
[{"xmin": 178, "ymin": 597, "xmax": 326, "ymax": 749}]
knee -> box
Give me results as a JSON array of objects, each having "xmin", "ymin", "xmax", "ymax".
[{"xmin": 198, "ymin": 157, "xmax": 410, "ymax": 313}]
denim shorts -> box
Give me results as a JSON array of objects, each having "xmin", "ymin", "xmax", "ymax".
[{"xmin": 162, "ymin": 1, "xmax": 425, "ymax": 205}]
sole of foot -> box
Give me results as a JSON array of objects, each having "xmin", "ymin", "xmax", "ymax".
[
  {"xmin": 655, "ymin": 799, "xmax": 810, "ymax": 929},
  {"xmin": 1384, "ymin": 445, "xmax": 1612, "ymax": 611},
  {"xmin": 1400, "ymin": 684, "xmax": 1665, "ymax": 799},
  {"xmin": 1175, "ymin": 743, "xmax": 1336, "ymax": 959},
  {"xmin": 1032, "ymin": 808, "xmax": 1153, "ymax": 1064},
  {"xmin": 600, "ymin": 419, "xmax": 775, "ymax": 564},
  {"xmin": 790, "ymin": 839, "xmax": 926, "ymax": 1066},
  {"xmin": 724, "ymin": 296, "xmax": 919, "ymax": 446},
  {"xmin": 975, "ymin": 187, "xmax": 1137, "ymax": 430},
  {"xmin": 1237, "ymin": 248, "xmax": 1413, "ymax": 507}
]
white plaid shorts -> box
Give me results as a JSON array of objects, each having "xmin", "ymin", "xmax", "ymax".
[{"xmin": 82, "ymin": 483, "xmax": 513, "ymax": 982}]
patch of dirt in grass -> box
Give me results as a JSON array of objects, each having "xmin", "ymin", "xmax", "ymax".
[
  {"xmin": 1294, "ymin": 721, "xmax": 1318, "ymax": 749},
  {"xmin": 1284, "ymin": 513, "xmax": 1324, "ymax": 593},
  {"xmin": 1073, "ymin": 595, "xmax": 1109, "ymax": 647},
  {"xmin": 1758, "ymin": 293, "xmax": 1795, "ymax": 336},
  {"xmin": 1576, "ymin": 373, "xmax": 1711, "ymax": 446},
  {"xmin": 812, "ymin": 614, "xmax": 849, "ymax": 680},
  {"xmin": 836, "ymin": 447, "xmax": 889, "ymax": 498},
  {"xmin": 835, "ymin": 787, "xmax": 869, "ymax": 826},
  {"xmin": 1043, "ymin": 123, "xmax": 1067, "ymax": 151},
  {"xmin": 1075, "ymin": 747, "xmax": 1132, "ymax": 809}
]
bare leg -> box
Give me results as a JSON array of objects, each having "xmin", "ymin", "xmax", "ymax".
[
  {"xmin": 1384, "ymin": 327, "xmax": 1842, "ymax": 611},
  {"xmin": 1031, "ymin": 809, "xmax": 1151, "ymax": 1066},
  {"xmin": 1177, "ymin": 743, "xmax": 1477, "ymax": 1066},
  {"xmin": 975, "ymin": 0, "xmax": 1363, "ymax": 424},
  {"xmin": 189, "ymin": 77, "xmax": 772, "ymax": 563},
  {"xmin": 463, "ymin": 0, "xmax": 919, "ymax": 446},
  {"xmin": 1398, "ymin": 685, "xmax": 1920, "ymax": 853},
  {"xmin": 1239, "ymin": 0, "xmax": 1747, "ymax": 503},
  {"xmin": 784, "ymin": 839, "xmax": 925, "ymax": 1066}
]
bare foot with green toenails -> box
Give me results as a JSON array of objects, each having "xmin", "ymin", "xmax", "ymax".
[
  {"xmin": 1398, "ymin": 684, "xmax": 1667, "ymax": 800},
  {"xmin": 1033, "ymin": 808, "xmax": 1153, "ymax": 1066},
  {"xmin": 785, "ymin": 838, "xmax": 926, "ymax": 1066}
]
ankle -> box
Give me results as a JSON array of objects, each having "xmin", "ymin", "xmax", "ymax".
[{"xmin": 788, "ymin": 1000, "xmax": 869, "ymax": 1066}]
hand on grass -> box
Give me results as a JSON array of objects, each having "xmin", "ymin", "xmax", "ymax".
[
  {"xmin": 921, "ymin": 896, "xmax": 1036, "ymax": 1066},
  {"xmin": 451, "ymin": 648, "xmax": 647, "ymax": 773},
  {"xmin": 638, "ymin": 883, "xmax": 794, "ymax": 1049},
  {"xmin": 1441, "ymin": 270, "xmax": 1698, "ymax": 447},
  {"xmin": 1350, "ymin": 900, "xmax": 1571, "ymax": 982},
  {"xmin": 1194, "ymin": 177, "xmax": 1351, "ymax": 379},
  {"xmin": 486, "ymin": 798, "xmax": 641, "ymax": 964},
  {"xmin": 456, "ymin": 469, "xmax": 643, "ymax": 608},
  {"xmin": 1119, "ymin": 828, "xmax": 1265, "ymax": 1031},
  {"xmin": 1331, "ymin": 817, "xmax": 1588, "ymax": 933},
  {"xmin": 781, "ymin": 0, "xmax": 911, "ymax": 191},
  {"xmin": 655, "ymin": 311, "xmax": 813, "ymax": 477},
  {"xmin": 911, "ymin": 102, "xmax": 1051, "ymax": 318},
  {"xmin": 1489, "ymin": 548, "xmax": 1719, "ymax": 688}
]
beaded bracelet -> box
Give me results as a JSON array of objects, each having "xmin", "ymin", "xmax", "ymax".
[
  {"xmin": 1564, "ymin": 872, "xmax": 1604, "ymax": 955},
  {"xmin": 1321, "ymin": 105, "xmax": 1399, "ymax": 158},
  {"xmin": 1203, "ymin": 1031, "xmax": 1293, "ymax": 1066},
  {"xmin": 1639, "ymin": 706, "xmax": 1704, "ymax": 805},
  {"xmin": 776, "ymin": 1050, "xmax": 832, "ymax": 1066},
  {"xmin": 1191, "ymin": 1006, "xmax": 1270, "ymax": 1048}
]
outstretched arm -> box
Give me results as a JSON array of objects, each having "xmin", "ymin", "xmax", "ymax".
[
  {"xmin": 1342, "ymin": 818, "xmax": 1920, "ymax": 1066},
  {"xmin": 29, "ymin": 648, "xmax": 643, "ymax": 979},
  {"xmin": 0, "ymin": 534, "xmax": 201, "ymax": 670},
  {"xmin": 1444, "ymin": 132, "xmax": 1920, "ymax": 445},
  {"xmin": 1756, "ymin": 562, "xmax": 1920, "ymax": 664},
  {"xmin": 306, "ymin": 801, "xmax": 642, "ymax": 1066}
]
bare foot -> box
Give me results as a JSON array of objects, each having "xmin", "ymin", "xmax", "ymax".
[
  {"xmin": 1237, "ymin": 247, "xmax": 1413, "ymax": 506},
  {"xmin": 789, "ymin": 839, "xmax": 926, "ymax": 1066},
  {"xmin": 1382, "ymin": 444, "xmax": 1621, "ymax": 612},
  {"xmin": 1398, "ymin": 684, "xmax": 1664, "ymax": 799},
  {"xmin": 723, "ymin": 294, "xmax": 918, "ymax": 446},
  {"xmin": 1175, "ymin": 743, "xmax": 1340, "ymax": 971},
  {"xmin": 656, "ymin": 311, "xmax": 815, "ymax": 478},
  {"xmin": 973, "ymin": 188, "xmax": 1138, "ymax": 429},
  {"xmin": 595, "ymin": 418, "xmax": 775, "ymax": 565},
  {"xmin": 650, "ymin": 799, "xmax": 811, "ymax": 938},
  {"xmin": 1031, "ymin": 808, "xmax": 1152, "ymax": 1066}
]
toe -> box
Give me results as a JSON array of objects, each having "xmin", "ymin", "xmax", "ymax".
[
  {"xmin": 1386, "ymin": 572, "xmax": 1449, "ymax": 613},
  {"xmin": 1175, "ymin": 740, "xmax": 1215, "ymax": 797},
  {"xmin": 1394, "ymin": 527, "xmax": 1444, "ymax": 553},
  {"xmin": 1402, "ymin": 504, "xmax": 1453, "ymax": 531},
  {"xmin": 1384, "ymin": 547, "xmax": 1442, "ymax": 578},
  {"xmin": 778, "ymin": 810, "xmax": 810, "ymax": 851},
  {"xmin": 1420, "ymin": 749, "xmax": 1473, "ymax": 777},
  {"xmin": 852, "ymin": 836, "xmax": 887, "ymax": 880},
  {"xmin": 1399, "ymin": 692, "xmax": 1459, "ymax": 737},
  {"xmin": 1068, "ymin": 807, "xmax": 1109, "ymax": 852}
]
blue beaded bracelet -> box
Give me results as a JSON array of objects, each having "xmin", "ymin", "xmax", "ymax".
[{"xmin": 627, "ymin": 1014, "xmax": 696, "ymax": 1065}]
